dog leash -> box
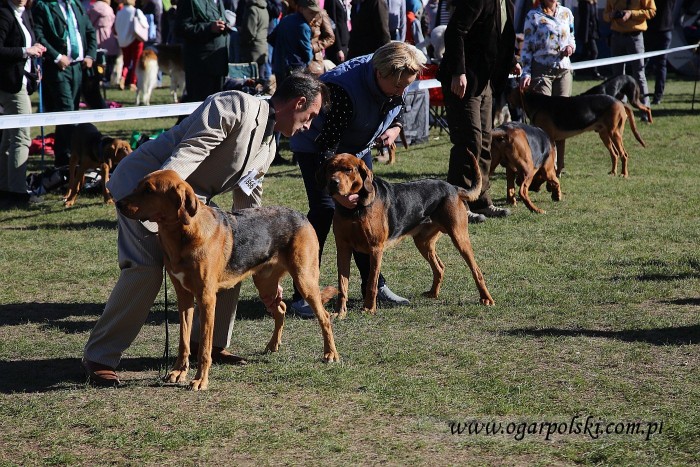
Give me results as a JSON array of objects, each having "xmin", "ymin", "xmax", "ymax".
[{"xmin": 161, "ymin": 266, "xmax": 170, "ymax": 375}]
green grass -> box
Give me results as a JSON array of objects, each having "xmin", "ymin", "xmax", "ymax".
[{"xmin": 0, "ymin": 76, "xmax": 699, "ymax": 465}]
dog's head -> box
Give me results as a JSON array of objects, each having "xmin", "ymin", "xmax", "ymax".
[
  {"xmin": 316, "ymin": 153, "xmax": 375, "ymax": 207},
  {"xmin": 104, "ymin": 139, "xmax": 132, "ymax": 168},
  {"xmin": 117, "ymin": 170, "xmax": 199, "ymax": 226}
]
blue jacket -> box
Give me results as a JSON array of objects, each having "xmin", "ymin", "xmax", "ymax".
[
  {"xmin": 269, "ymin": 12, "xmax": 311, "ymax": 80},
  {"xmin": 290, "ymin": 54, "xmax": 403, "ymax": 158}
]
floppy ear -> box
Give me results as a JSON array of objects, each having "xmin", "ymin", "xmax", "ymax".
[
  {"xmin": 357, "ymin": 159, "xmax": 375, "ymax": 206},
  {"xmin": 178, "ymin": 183, "xmax": 199, "ymax": 225}
]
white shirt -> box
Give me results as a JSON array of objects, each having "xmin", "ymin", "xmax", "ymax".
[
  {"xmin": 56, "ymin": 0, "xmax": 86, "ymax": 63},
  {"xmin": 11, "ymin": 4, "xmax": 31, "ymax": 86}
]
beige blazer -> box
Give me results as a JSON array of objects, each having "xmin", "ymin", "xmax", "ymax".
[{"xmin": 108, "ymin": 91, "xmax": 276, "ymax": 221}]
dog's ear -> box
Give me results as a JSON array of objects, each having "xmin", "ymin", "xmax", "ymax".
[
  {"xmin": 357, "ymin": 158, "xmax": 375, "ymax": 206},
  {"xmin": 178, "ymin": 183, "xmax": 198, "ymax": 225}
]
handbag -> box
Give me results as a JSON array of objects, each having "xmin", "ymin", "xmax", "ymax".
[{"xmin": 133, "ymin": 9, "xmax": 149, "ymax": 42}]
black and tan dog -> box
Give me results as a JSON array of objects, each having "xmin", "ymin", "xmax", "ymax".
[
  {"xmin": 64, "ymin": 123, "xmax": 132, "ymax": 207},
  {"xmin": 580, "ymin": 74, "xmax": 653, "ymax": 123},
  {"xmin": 520, "ymin": 91, "xmax": 646, "ymax": 178},
  {"xmin": 117, "ymin": 170, "xmax": 340, "ymax": 391},
  {"xmin": 490, "ymin": 122, "xmax": 561, "ymax": 214},
  {"xmin": 318, "ymin": 152, "xmax": 494, "ymax": 318}
]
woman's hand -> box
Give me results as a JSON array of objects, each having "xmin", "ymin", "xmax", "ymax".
[
  {"xmin": 376, "ymin": 126, "xmax": 401, "ymax": 148},
  {"xmin": 27, "ymin": 43, "xmax": 46, "ymax": 58}
]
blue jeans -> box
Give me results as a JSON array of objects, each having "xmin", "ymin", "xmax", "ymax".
[{"xmin": 292, "ymin": 151, "xmax": 386, "ymax": 302}]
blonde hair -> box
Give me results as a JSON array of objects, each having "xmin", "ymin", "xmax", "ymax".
[
  {"xmin": 124, "ymin": 0, "xmax": 136, "ymax": 6},
  {"xmin": 372, "ymin": 42, "xmax": 426, "ymax": 80}
]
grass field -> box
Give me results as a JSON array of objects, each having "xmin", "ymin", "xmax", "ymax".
[{"xmin": 0, "ymin": 76, "xmax": 698, "ymax": 465}]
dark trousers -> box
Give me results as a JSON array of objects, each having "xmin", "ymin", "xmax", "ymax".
[
  {"xmin": 441, "ymin": 81, "xmax": 493, "ymax": 209},
  {"xmin": 644, "ymin": 30, "xmax": 672, "ymax": 100},
  {"xmin": 292, "ymin": 150, "xmax": 386, "ymax": 302},
  {"xmin": 184, "ymin": 67, "xmax": 224, "ymax": 103},
  {"xmin": 43, "ymin": 63, "xmax": 82, "ymax": 167}
]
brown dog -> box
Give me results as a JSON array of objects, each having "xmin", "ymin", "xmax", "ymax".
[
  {"xmin": 520, "ymin": 91, "xmax": 645, "ymax": 178},
  {"xmin": 117, "ymin": 170, "xmax": 340, "ymax": 390},
  {"xmin": 374, "ymin": 127, "xmax": 409, "ymax": 165},
  {"xmin": 490, "ymin": 122, "xmax": 561, "ymax": 214},
  {"xmin": 318, "ymin": 152, "xmax": 494, "ymax": 318},
  {"xmin": 64, "ymin": 123, "xmax": 132, "ymax": 207}
]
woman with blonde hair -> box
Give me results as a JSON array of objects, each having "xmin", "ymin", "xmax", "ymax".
[{"xmin": 287, "ymin": 41, "xmax": 425, "ymax": 317}]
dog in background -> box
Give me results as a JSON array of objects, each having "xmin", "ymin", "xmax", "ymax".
[
  {"xmin": 135, "ymin": 49, "xmax": 159, "ymax": 106},
  {"xmin": 518, "ymin": 91, "xmax": 646, "ymax": 178},
  {"xmin": 580, "ymin": 74, "xmax": 653, "ymax": 123},
  {"xmin": 117, "ymin": 170, "xmax": 340, "ymax": 391},
  {"xmin": 490, "ymin": 122, "xmax": 561, "ymax": 214},
  {"xmin": 318, "ymin": 152, "xmax": 494, "ymax": 318},
  {"xmin": 156, "ymin": 44, "xmax": 186, "ymax": 103},
  {"xmin": 64, "ymin": 123, "xmax": 132, "ymax": 207},
  {"xmin": 374, "ymin": 127, "xmax": 408, "ymax": 165},
  {"xmin": 416, "ymin": 25, "xmax": 446, "ymax": 63}
]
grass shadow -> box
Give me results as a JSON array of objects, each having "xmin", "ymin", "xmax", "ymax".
[
  {"xmin": 1, "ymin": 219, "xmax": 117, "ymax": 231},
  {"xmin": 503, "ymin": 324, "xmax": 699, "ymax": 346},
  {"xmin": 0, "ymin": 356, "xmax": 165, "ymax": 393},
  {"xmin": 0, "ymin": 302, "xmax": 102, "ymax": 333}
]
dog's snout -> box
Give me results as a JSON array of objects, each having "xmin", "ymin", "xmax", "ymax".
[{"xmin": 329, "ymin": 177, "xmax": 340, "ymax": 193}]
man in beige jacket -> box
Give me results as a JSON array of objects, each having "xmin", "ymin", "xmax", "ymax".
[{"xmin": 82, "ymin": 74, "xmax": 328, "ymax": 387}]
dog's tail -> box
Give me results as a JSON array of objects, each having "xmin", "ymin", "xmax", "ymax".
[
  {"xmin": 624, "ymin": 104, "xmax": 646, "ymax": 147},
  {"xmin": 456, "ymin": 149, "xmax": 483, "ymax": 203}
]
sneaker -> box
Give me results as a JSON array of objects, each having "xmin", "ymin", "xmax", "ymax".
[
  {"xmin": 640, "ymin": 113, "xmax": 650, "ymax": 123},
  {"xmin": 289, "ymin": 299, "xmax": 316, "ymax": 319},
  {"xmin": 376, "ymin": 285, "xmax": 410, "ymax": 306},
  {"xmin": 468, "ymin": 210, "xmax": 486, "ymax": 224},
  {"xmin": 472, "ymin": 205, "xmax": 511, "ymax": 218},
  {"xmin": 652, "ymin": 97, "xmax": 662, "ymax": 105}
]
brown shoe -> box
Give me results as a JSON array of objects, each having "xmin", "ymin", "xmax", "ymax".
[
  {"xmin": 82, "ymin": 358, "xmax": 121, "ymax": 387},
  {"xmin": 189, "ymin": 342, "xmax": 247, "ymax": 365}
]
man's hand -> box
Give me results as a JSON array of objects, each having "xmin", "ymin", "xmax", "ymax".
[
  {"xmin": 82, "ymin": 57, "xmax": 93, "ymax": 69},
  {"xmin": 520, "ymin": 75, "xmax": 531, "ymax": 91},
  {"xmin": 57, "ymin": 55, "xmax": 71, "ymax": 71},
  {"xmin": 621, "ymin": 10, "xmax": 632, "ymax": 22},
  {"xmin": 451, "ymin": 74, "xmax": 467, "ymax": 99},
  {"xmin": 210, "ymin": 20, "xmax": 227, "ymax": 34}
]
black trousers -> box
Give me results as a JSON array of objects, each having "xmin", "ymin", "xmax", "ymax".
[
  {"xmin": 43, "ymin": 63, "xmax": 82, "ymax": 167},
  {"xmin": 441, "ymin": 81, "xmax": 493, "ymax": 209}
]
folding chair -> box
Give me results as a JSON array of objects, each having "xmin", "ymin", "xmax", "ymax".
[
  {"xmin": 418, "ymin": 63, "xmax": 450, "ymax": 135},
  {"xmin": 227, "ymin": 62, "xmax": 260, "ymax": 80}
]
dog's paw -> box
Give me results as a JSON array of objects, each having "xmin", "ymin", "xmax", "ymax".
[
  {"xmin": 165, "ymin": 369, "xmax": 189, "ymax": 384},
  {"xmin": 480, "ymin": 297, "xmax": 496, "ymax": 306},
  {"xmin": 265, "ymin": 341, "xmax": 280, "ymax": 353},
  {"xmin": 105, "ymin": 198, "xmax": 115, "ymax": 205},
  {"xmin": 189, "ymin": 378, "xmax": 208, "ymax": 391},
  {"xmin": 362, "ymin": 307, "xmax": 377, "ymax": 315},
  {"xmin": 64, "ymin": 199, "xmax": 75, "ymax": 208},
  {"xmin": 323, "ymin": 350, "xmax": 340, "ymax": 362},
  {"xmin": 422, "ymin": 290, "xmax": 439, "ymax": 299}
]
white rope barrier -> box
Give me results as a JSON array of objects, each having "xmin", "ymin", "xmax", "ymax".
[{"xmin": 0, "ymin": 43, "xmax": 697, "ymax": 130}]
